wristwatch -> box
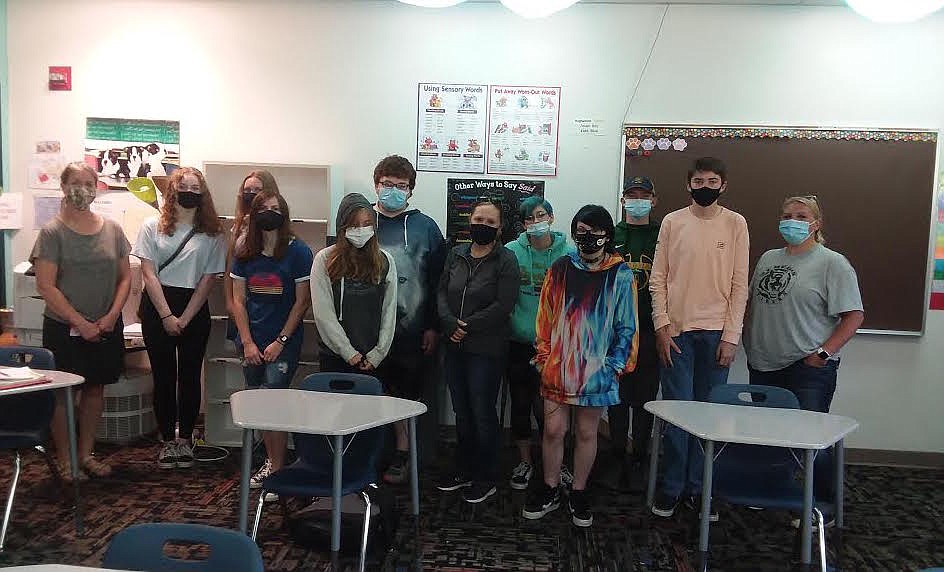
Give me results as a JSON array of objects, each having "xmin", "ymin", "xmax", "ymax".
[
  {"xmin": 277, "ymin": 334, "xmax": 289, "ymax": 345},
  {"xmin": 816, "ymin": 347, "xmax": 831, "ymax": 360}
]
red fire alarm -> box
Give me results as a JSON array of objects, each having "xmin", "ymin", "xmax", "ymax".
[{"xmin": 49, "ymin": 66, "xmax": 72, "ymax": 91}]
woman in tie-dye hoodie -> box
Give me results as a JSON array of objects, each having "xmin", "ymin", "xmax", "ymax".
[{"xmin": 522, "ymin": 205, "xmax": 638, "ymax": 529}]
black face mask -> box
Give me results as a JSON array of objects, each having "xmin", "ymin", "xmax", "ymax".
[
  {"xmin": 690, "ymin": 187, "xmax": 721, "ymax": 207},
  {"xmin": 574, "ymin": 233, "xmax": 607, "ymax": 255},
  {"xmin": 241, "ymin": 191, "xmax": 257, "ymax": 210},
  {"xmin": 469, "ymin": 223, "xmax": 498, "ymax": 246},
  {"xmin": 176, "ymin": 191, "xmax": 203, "ymax": 210},
  {"xmin": 255, "ymin": 210, "xmax": 285, "ymax": 231}
]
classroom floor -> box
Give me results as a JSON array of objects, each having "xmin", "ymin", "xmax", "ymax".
[{"xmin": 0, "ymin": 432, "xmax": 941, "ymax": 571}]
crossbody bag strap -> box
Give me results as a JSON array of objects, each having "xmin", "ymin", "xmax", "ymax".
[{"xmin": 157, "ymin": 227, "xmax": 198, "ymax": 273}]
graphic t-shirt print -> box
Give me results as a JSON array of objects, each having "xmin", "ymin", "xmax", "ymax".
[
  {"xmin": 248, "ymin": 272, "xmax": 284, "ymax": 298},
  {"xmin": 756, "ymin": 264, "xmax": 797, "ymax": 304},
  {"xmin": 624, "ymin": 253, "xmax": 653, "ymax": 291}
]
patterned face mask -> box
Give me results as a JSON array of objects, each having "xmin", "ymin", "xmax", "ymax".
[{"xmin": 65, "ymin": 185, "xmax": 96, "ymax": 211}]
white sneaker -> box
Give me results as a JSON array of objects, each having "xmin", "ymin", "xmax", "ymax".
[
  {"xmin": 250, "ymin": 460, "xmax": 273, "ymax": 490},
  {"xmin": 510, "ymin": 461, "xmax": 533, "ymax": 490},
  {"xmin": 560, "ymin": 465, "xmax": 575, "ymax": 488},
  {"xmin": 175, "ymin": 441, "xmax": 194, "ymax": 468},
  {"xmin": 263, "ymin": 492, "xmax": 279, "ymax": 503}
]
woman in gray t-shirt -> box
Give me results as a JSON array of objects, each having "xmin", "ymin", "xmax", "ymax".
[
  {"xmin": 744, "ymin": 196, "xmax": 863, "ymax": 502},
  {"xmin": 30, "ymin": 162, "xmax": 132, "ymax": 480}
]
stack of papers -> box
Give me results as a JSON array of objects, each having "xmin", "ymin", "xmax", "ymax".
[{"xmin": 0, "ymin": 366, "xmax": 44, "ymax": 382}]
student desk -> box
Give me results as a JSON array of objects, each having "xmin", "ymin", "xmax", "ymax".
[
  {"xmin": 644, "ymin": 400, "xmax": 859, "ymax": 570},
  {"xmin": 0, "ymin": 370, "xmax": 85, "ymax": 537},
  {"xmin": 230, "ymin": 389, "xmax": 427, "ymax": 552}
]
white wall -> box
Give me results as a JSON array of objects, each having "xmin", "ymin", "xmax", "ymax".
[{"xmin": 5, "ymin": 0, "xmax": 944, "ymax": 452}]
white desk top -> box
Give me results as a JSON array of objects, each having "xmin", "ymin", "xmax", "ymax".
[
  {"xmin": 3, "ymin": 566, "xmax": 120, "ymax": 571},
  {"xmin": 0, "ymin": 369, "xmax": 84, "ymax": 397},
  {"xmin": 230, "ymin": 389, "xmax": 427, "ymax": 435},
  {"xmin": 645, "ymin": 400, "xmax": 858, "ymax": 450}
]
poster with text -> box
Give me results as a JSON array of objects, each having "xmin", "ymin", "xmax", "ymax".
[
  {"xmin": 416, "ymin": 83, "xmax": 487, "ymax": 174},
  {"xmin": 931, "ymin": 171, "xmax": 944, "ymax": 310},
  {"xmin": 84, "ymin": 117, "xmax": 180, "ymax": 191},
  {"xmin": 446, "ymin": 178, "xmax": 545, "ymax": 245},
  {"xmin": 487, "ymin": 85, "xmax": 560, "ymax": 176}
]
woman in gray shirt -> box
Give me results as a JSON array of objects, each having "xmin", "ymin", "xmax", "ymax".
[
  {"xmin": 744, "ymin": 195, "xmax": 864, "ymax": 505},
  {"xmin": 31, "ymin": 162, "xmax": 132, "ymax": 480}
]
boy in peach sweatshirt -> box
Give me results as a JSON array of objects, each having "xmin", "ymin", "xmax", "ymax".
[{"xmin": 648, "ymin": 157, "xmax": 749, "ymax": 518}]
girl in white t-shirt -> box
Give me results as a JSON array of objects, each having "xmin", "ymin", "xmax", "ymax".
[{"xmin": 132, "ymin": 167, "xmax": 226, "ymax": 470}]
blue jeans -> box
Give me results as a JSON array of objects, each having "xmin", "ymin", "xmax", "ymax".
[
  {"xmin": 749, "ymin": 359, "xmax": 839, "ymax": 498},
  {"xmin": 445, "ymin": 347, "xmax": 504, "ymax": 485},
  {"xmin": 243, "ymin": 359, "xmax": 299, "ymax": 389},
  {"xmin": 659, "ymin": 330, "xmax": 731, "ymax": 499}
]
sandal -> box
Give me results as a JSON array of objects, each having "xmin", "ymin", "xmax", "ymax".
[
  {"xmin": 55, "ymin": 459, "xmax": 89, "ymax": 483},
  {"xmin": 82, "ymin": 456, "xmax": 113, "ymax": 478}
]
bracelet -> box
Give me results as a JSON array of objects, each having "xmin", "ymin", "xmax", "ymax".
[{"xmin": 160, "ymin": 314, "xmax": 173, "ymax": 320}]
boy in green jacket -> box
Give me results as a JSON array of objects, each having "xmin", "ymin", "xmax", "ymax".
[
  {"xmin": 504, "ymin": 196, "xmax": 575, "ymax": 490},
  {"xmin": 608, "ymin": 176, "xmax": 661, "ymax": 489}
]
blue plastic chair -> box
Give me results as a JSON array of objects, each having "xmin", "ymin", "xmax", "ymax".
[
  {"xmin": 102, "ymin": 522, "xmax": 264, "ymax": 571},
  {"xmin": 252, "ymin": 372, "xmax": 384, "ymax": 572},
  {"xmin": 708, "ymin": 384, "xmax": 831, "ymax": 569},
  {"xmin": 0, "ymin": 346, "xmax": 58, "ymax": 551}
]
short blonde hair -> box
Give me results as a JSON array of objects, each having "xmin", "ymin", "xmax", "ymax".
[
  {"xmin": 60, "ymin": 161, "xmax": 98, "ymax": 187},
  {"xmin": 783, "ymin": 196, "xmax": 825, "ymax": 244}
]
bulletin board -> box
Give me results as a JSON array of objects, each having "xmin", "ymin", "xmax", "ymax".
[{"xmin": 622, "ymin": 125, "xmax": 939, "ymax": 334}]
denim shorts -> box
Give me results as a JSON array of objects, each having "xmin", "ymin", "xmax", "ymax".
[{"xmin": 243, "ymin": 359, "xmax": 300, "ymax": 389}]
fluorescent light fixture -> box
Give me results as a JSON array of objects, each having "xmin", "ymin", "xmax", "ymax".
[
  {"xmin": 397, "ymin": 0, "xmax": 468, "ymax": 7},
  {"xmin": 499, "ymin": 0, "xmax": 580, "ymax": 19},
  {"xmin": 846, "ymin": 0, "xmax": 944, "ymax": 22}
]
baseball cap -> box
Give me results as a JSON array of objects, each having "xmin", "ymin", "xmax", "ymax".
[{"xmin": 623, "ymin": 175, "xmax": 655, "ymax": 194}]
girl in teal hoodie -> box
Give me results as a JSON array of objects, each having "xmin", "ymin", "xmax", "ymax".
[{"xmin": 504, "ymin": 196, "xmax": 575, "ymax": 491}]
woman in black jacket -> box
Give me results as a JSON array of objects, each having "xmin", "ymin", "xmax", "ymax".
[{"xmin": 436, "ymin": 200, "xmax": 519, "ymax": 504}]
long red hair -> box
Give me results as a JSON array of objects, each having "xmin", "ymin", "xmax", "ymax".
[
  {"xmin": 235, "ymin": 189, "xmax": 294, "ymax": 261},
  {"xmin": 233, "ymin": 169, "xmax": 280, "ymax": 239},
  {"xmin": 159, "ymin": 167, "xmax": 223, "ymax": 236}
]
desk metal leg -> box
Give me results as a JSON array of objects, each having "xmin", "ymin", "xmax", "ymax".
[
  {"xmin": 835, "ymin": 439, "xmax": 845, "ymax": 529},
  {"xmin": 646, "ymin": 418, "xmax": 662, "ymax": 508},
  {"xmin": 698, "ymin": 439, "xmax": 714, "ymax": 572},
  {"xmin": 801, "ymin": 449, "xmax": 815, "ymax": 566},
  {"xmin": 64, "ymin": 387, "xmax": 82, "ymax": 536},
  {"xmin": 239, "ymin": 429, "xmax": 252, "ymax": 534},
  {"xmin": 331, "ymin": 434, "xmax": 344, "ymax": 553},
  {"xmin": 409, "ymin": 417, "xmax": 420, "ymax": 517}
]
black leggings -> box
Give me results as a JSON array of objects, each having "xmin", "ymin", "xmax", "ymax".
[
  {"xmin": 506, "ymin": 341, "xmax": 544, "ymax": 442},
  {"xmin": 141, "ymin": 286, "xmax": 210, "ymax": 441},
  {"xmin": 609, "ymin": 328, "xmax": 659, "ymax": 460}
]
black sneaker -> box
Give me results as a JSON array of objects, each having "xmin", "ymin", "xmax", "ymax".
[
  {"xmin": 569, "ymin": 488, "xmax": 593, "ymax": 527},
  {"xmin": 462, "ymin": 482, "xmax": 497, "ymax": 504},
  {"xmin": 651, "ymin": 491, "xmax": 679, "ymax": 517},
  {"xmin": 436, "ymin": 474, "xmax": 472, "ymax": 492},
  {"xmin": 686, "ymin": 496, "xmax": 719, "ymax": 522},
  {"xmin": 510, "ymin": 461, "xmax": 533, "ymax": 490},
  {"xmin": 383, "ymin": 450, "xmax": 409, "ymax": 485},
  {"xmin": 522, "ymin": 483, "xmax": 561, "ymax": 520}
]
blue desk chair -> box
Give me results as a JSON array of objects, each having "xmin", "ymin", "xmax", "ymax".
[
  {"xmin": 708, "ymin": 384, "xmax": 831, "ymax": 570},
  {"xmin": 102, "ymin": 522, "xmax": 264, "ymax": 571},
  {"xmin": 252, "ymin": 372, "xmax": 384, "ymax": 572},
  {"xmin": 0, "ymin": 346, "xmax": 58, "ymax": 552}
]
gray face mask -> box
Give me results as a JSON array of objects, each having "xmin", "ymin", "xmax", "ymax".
[{"xmin": 65, "ymin": 185, "xmax": 96, "ymax": 211}]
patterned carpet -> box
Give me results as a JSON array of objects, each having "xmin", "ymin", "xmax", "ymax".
[{"xmin": 0, "ymin": 434, "xmax": 942, "ymax": 571}]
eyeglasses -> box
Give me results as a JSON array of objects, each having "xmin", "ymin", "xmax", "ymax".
[
  {"xmin": 524, "ymin": 211, "xmax": 550, "ymax": 223},
  {"xmin": 380, "ymin": 181, "xmax": 410, "ymax": 191},
  {"xmin": 177, "ymin": 185, "xmax": 201, "ymax": 193},
  {"xmin": 574, "ymin": 230, "xmax": 607, "ymax": 236},
  {"xmin": 243, "ymin": 187, "xmax": 263, "ymax": 194}
]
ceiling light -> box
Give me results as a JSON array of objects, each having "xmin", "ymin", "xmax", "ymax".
[
  {"xmin": 845, "ymin": 0, "xmax": 944, "ymax": 22},
  {"xmin": 499, "ymin": 0, "xmax": 580, "ymax": 19},
  {"xmin": 397, "ymin": 0, "xmax": 468, "ymax": 7}
]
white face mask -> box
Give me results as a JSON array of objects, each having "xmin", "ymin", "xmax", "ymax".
[{"xmin": 345, "ymin": 226, "xmax": 375, "ymax": 248}]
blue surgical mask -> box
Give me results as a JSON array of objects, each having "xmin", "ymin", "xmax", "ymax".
[
  {"xmin": 526, "ymin": 221, "xmax": 550, "ymax": 237},
  {"xmin": 379, "ymin": 186, "xmax": 408, "ymax": 211},
  {"xmin": 779, "ymin": 219, "xmax": 811, "ymax": 245},
  {"xmin": 624, "ymin": 199, "xmax": 652, "ymax": 219}
]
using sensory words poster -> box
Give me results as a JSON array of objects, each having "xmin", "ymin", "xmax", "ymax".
[
  {"xmin": 487, "ymin": 85, "xmax": 561, "ymax": 177},
  {"xmin": 84, "ymin": 117, "xmax": 180, "ymax": 190},
  {"xmin": 446, "ymin": 178, "xmax": 545, "ymax": 245},
  {"xmin": 416, "ymin": 84, "xmax": 488, "ymax": 174}
]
